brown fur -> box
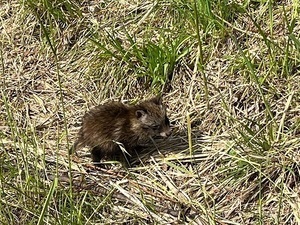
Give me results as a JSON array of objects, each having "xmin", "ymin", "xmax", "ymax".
[{"xmin": 71, "ymin": 96, "xmax": 171, "ymax": 165}]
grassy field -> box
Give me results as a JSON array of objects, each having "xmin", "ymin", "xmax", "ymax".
[{"xmin": 1, "ymin": 0, "xmax": 300, "ymax": 224}]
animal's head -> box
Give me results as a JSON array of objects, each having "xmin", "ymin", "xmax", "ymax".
[{"xmin": 135, "ymin": 96, "xmax": 171, "ymax": 138}]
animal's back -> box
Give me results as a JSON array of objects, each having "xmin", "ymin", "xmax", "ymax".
[{"xmin": 75, "ymin": 102, "xmax": 131, "ymax": 151}]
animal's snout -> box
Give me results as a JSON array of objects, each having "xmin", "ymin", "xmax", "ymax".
[{"xmin": 160, "ymin": 128, "xmax": 172, "ymax": 138}]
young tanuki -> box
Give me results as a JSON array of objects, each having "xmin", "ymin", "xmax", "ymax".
[{"xmin": 71, "ymin": 96, "xmax": 171, "ymax": 166}]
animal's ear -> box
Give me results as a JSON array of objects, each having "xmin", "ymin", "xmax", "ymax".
[
  {"xmin": 150, "ymin": 95, "xmax": 162, "ymax": 105},
  {"xmin": 135, "ymin": 109, "xmax": 147, "ymax": 118}
]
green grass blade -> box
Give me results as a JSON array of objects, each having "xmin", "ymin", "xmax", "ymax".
[{"xmin": 37, "ymin": 178, "xmax": 58, "ymax": 225}]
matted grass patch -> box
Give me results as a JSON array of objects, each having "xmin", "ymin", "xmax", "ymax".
[{"xmin": 1, "ymin": 0, "xmax": 299, "ymax": 224}]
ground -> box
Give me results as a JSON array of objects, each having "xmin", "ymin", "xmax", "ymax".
[{"xmin": 0, "ymin": 0, "xmax": 300, "ymax": 224}]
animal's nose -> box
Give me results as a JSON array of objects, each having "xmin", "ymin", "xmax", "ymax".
[
  {"xmin": 160, "ymin": 132, "xmax": 167, "ymax": 137},
  {"xmin": 160, "ymin": 129, "xmax": 172, "ymax": 138}
]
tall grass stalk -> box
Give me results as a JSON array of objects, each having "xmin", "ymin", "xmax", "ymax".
[
  {"xmin": 27, "ymin": 0, "xmax": 75, "ymax": 221},
  {"xmin": 193, "ymin": 0, "xmax": 209, "ymax": 107}
]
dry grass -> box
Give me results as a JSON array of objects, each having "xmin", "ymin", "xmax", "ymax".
[{"xmin": 1, "ymin": 0, "xmax": 300, "ymax": 224}]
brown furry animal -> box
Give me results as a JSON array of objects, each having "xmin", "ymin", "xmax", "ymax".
[{"xmin": 71, "ymin": 96, "xmax": 171, "ymax": 165}]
